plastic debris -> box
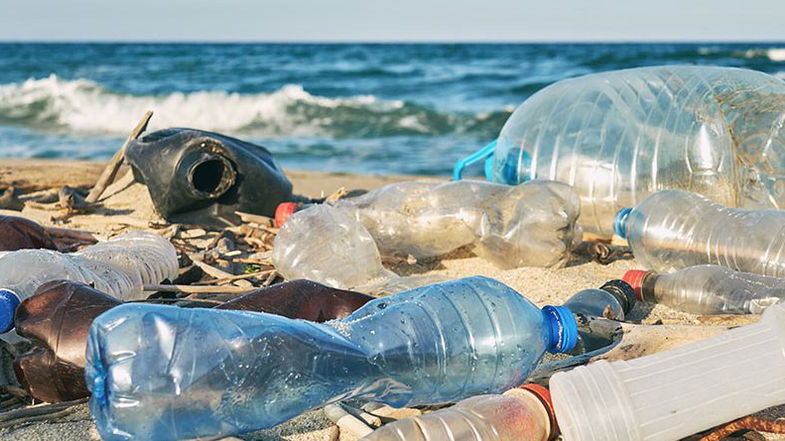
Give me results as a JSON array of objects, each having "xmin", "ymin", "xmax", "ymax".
[
  {"xmin": 563, "ymin": 279, "xmax": 635, "ymax": 321},
  {"xmin": 0, "ymin": 215, "xmax": 57, "ymax": 252},
  {"xmin": 85, "ymin": 276, "xmax": 577, "ymax": 441}
]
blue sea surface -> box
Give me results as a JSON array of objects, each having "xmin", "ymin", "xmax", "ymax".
[{"xmin": 2, "ymin": 42, "xmax": 785, "ymax": 176}]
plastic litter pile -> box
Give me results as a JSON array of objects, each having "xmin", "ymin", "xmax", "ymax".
[{"xmin": 4, "ymin": 64, "xmax": 785, "ymax": 441}]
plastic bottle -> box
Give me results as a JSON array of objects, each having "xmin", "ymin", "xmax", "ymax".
[
  {"xmin": 0, "ymin": 231, "xmax": 177, "ymax": 333},
  {"xmin": 562, "ymin": 280, "xmax": 635, "ymax": 321},
  {"xmin": 361, "ymin": 384, "xmax": 558, "ymax": 441},
  {"xmin": 275, "ymin": 180, "xmax": 582, "ymax": 269},
  {"xmin": 85, "ymin": 276, "xmax": 578, "ymax": 441},
  {"xmin": 272, "ymin": 204, "xmax": 443, "ymax": 294},
  {"xmin": 614, "ymin": 190, "xmax": 785, "ymax": 277},
  {"xmin": 0, "ymin": 215, "xmax": 57, "ymax": 252},
  {"xmin": 623, "ymin": 265, "xmax": 785, "ymax": 314},
  {"xmin": 457, "ymin": 65, "xmax": 785, "ymax": 235},
  {"xmin": 550, "ymin": 301, "xmax": 785, "ymax": 441},
  {"xmin": 14, "ymin": 279, "xmax": 374, "ymax": 403}
]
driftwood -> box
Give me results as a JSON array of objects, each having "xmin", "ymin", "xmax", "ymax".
[
  {"xmin": 143, "ymin": 284, "xmax": 256, "ymax": 294},
  {"xmin": 0, "ymin": 187, "xmax": 23, "ymax": 211},
  {"xmin": 85, "ymin": 111, "xmax": 153, "ymax": 203}
]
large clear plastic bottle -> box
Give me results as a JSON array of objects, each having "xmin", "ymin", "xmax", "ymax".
[
  {"xmin": 487, "ymin": 65, "xmax": 785, "ymax": 235},
  {"xmin": 85, "ymin": 276, "xmax": 578, "ymax": 441},
  {"xmin": 0, "ymin": 231, "xmax": 177, "ymax": 333},
  {"xmin": 361, "ymin": 385, "xmax": 557, "ymax": 441},
  {"xmin": 550, "ymin": 301, "xmax": 785, "ymax": 441},
  {"xmin": 276, "ymin": 180, "xmax": 582, "ymax": 270},
  {"xmin": 623, "ymin": 265, "xmax": 785, "ymax": 314},
  {"xmin": 615, "ymin": 190, "xmax": 785, "ymax": 277}
]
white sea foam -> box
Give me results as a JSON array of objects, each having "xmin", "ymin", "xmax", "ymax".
[{"xmin": 736, "ymin": 48, "xmax": 785, "ymax": 62}]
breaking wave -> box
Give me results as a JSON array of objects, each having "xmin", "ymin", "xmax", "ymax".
[{"xmin": 0, "ymin": 75, "xmax": 509, "ymax": 138}]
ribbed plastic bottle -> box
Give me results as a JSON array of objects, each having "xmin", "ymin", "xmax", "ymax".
[
  {"xmin": 272, "ymin": 204, "xmax": 443, "ymax": 294},
  {"xmin": 14, "ymin": 279, "xmax": 373, "ymax": 403},
  {"xmin": 471, "ymin": 65, "xmax": 785, "ymax": 235},
  {"xmin": 0, "ymin": 231, "xmax": 177, "ymax": 333},
  {"xmin": 550, "ymin": 301, "xmax": 785, "ymax": 441},
  {"xmin": 623, "ymin": 265, "xmax": 785, "ymax": 314},
  {"xmin": 85, "ymin": 276, "xmax": 578, "ymax": 441},
  {"xmin": 563, "ymin": 280, "xmax": 635, "ymax": 321},
  {"xmin": 276, "ymin": 180, "xmax": 582, "ymax": 269},
  {"xmin": 614, "ymin": 190, "xmax": 785, "ymax": 276},
  {"xmin": 361, "ymin": 384, "xmax": 558, "ymax": 441}
]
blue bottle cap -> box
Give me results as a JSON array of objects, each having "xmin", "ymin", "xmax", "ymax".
[
  {"xmin": 542, "ymin": 305, "xmax": 578, "ymax": 354},
  {"xmin": 614, "ymin": 207, "xmax": 633, "ymax": 239},
  {"xmin": 0, "ymin": 289, "xmax": 21, "ymax": 333}
]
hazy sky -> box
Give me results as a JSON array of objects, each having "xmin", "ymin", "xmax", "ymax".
[{"xmin": 0, "ymin": 0, "xmax": 782, "ymax": 42}]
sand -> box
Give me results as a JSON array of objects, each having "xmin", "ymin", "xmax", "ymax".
[{"xmin": 0, "ymin": 159, "xmax": 779, "ymax": 440}]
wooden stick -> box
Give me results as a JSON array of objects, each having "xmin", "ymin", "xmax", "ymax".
[
  {"xmin": 86, "ymin": 111, "xmax": 153, "ymax": 203},
  {"xmin": 235, "ymin": 211, "xmax": 274, "ymax": 226},
  {"xmin": 194, "ymin": 269, "xmax": 274, "ymax": 285},
  {"xmin": 143, "ymin": 284, "xmax": 256, "ymax": 294},
  {"xmin": 43, "ymin": 226, "xmax": 99, "ymax": 243}
]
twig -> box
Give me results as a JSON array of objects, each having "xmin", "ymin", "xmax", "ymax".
[
  {"xmin": 43, "ymin": 226, "xmax": 99, "ymax": 243},
  {"xmin": 697, "ymin": 416, "xmax": 785, "ymax": 440},
  {"xmin": 85, "ymin": 111, "xmax": 153, "ymax": 203},
  {"xmin": 235, "ymin": 211, "xmax": 274, "ymax": 226},
  {"xmin": 143, "ymin": 284, "xmax": 256, "ymax": 294},
  {"xmin": 194, "ymin": 269, "xmax": 274, "ymax": 285}
]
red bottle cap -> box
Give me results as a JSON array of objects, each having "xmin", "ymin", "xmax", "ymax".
[
  {"xmin": 274, "ymin": 202, "xmax": 298, "ymax": 228},
  {"xmin": 622, "ymin": 269, "xmax": 649, "ymax": 301},
  {"xmin": 520, "ymin": 383, "xmax": 559, "ymax": 439}
]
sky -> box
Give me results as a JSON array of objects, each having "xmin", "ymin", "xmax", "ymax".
[{"xmin": 0, "ymin": 0, "xmax": 783, "ymax": 42}]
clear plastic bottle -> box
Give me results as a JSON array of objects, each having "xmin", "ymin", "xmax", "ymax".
[
  {"xmin": 550, "ymin": 300, "xmax": 785, "ymax": 441},
  {"xmin": 276, "ymin": 180, "xmax": 582, "ymax": 270},
  {"xmin": 0, "ymin": 231, "xmax": 177, "ymax": 333},
  {"xmin": 85, "ymin": 276, "xmax": 578, "ymax": 441},
  {"xmin": 478, "ymin": 65, "xmax": 785, "ymax": 235},
  {"xmin": 615, "ymin": 190, "xmax": 785, "ymax": 277},
  {"xmin": 361, "ymin": 385, "xmax": 557, "ymax": 441},
  {"xmin": 562, "ymin": 280, "xmax": 635, "ymax": 321},
  {"xmin": 623, "ymin": 265, "xmax": 785, "ymax": 314}
]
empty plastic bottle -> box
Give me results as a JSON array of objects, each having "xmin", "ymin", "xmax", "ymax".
[
  {"xmin": 362, "ymin": 384, "xmax": 558, "ymax": 441},
  {"xmin": 550, "ymin": 300, "xmax": 785, "ymax": 441},
  {"xmin": 615, "ymin": 190, "xmax": 785, "ymax": 277},
  {"xmin": 563, "ymin": 280, "xmax": 635, "ymax": 321},
  {"xmin": 623, "ymin": 265, "xmax": 785, "ymax": 314},
  {"xmin": 0, "ymin": 231, "xmax": 177, "ymax": 334},
  {"xmin": 14, "ymin": 279, "xmax": 373, "ymax": 403},
  {"xmin": 86, "ymin": 276, "xmax": 578, "ymax": 441},
  {"xmin": 456, "ymin": 66, "xmax": 785, "ymax": 235},
  {"xmin": 0, "ymin": 215, "xmax": 57, "ymax": 252},
  {"xmin": 276, "ymin": 180, "xmax": 582, "ymax": 269},
  {"xmin": 273, "ymin": 204, "xmax": 443, "ymax": 294}
]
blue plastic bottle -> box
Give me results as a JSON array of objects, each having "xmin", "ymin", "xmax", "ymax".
[{"xmin": 85, "ymin": 276, "xmax": 577, "ymax": 441}]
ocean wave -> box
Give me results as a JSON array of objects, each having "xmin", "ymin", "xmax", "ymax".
[
  {"xmin": 0, "ymin": 75, "xmax": 508, "ymax": 138},
  {"xmin": 734, "ymin": 48, "xmax": 785, "ymax": 62}
]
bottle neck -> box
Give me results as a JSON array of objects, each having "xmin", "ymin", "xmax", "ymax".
[
  {"xmin": 599, "ymin": 280, "xmax": 636, "ymax": 314},
  {"xmin": 0, "ymin": 289, "xmax": 21, "ymax": 334},
  {"xmin": 541, "ymin": 305, "xmax": 578, "ymax": 354},
  {"xmin": 613, "ymin": 207, "xmax": 633, "ymax": 239}
]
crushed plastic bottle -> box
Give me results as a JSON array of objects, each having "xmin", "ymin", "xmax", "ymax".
[
  {"xmin": 550, "ymin": 300, "xmax": 785, "ymax": 441},
  {"xmin": 623, "ymin": 265, "xmax": 785, "ymax": 314},
  {"xmin": 14, "ymin": 279, "xmax": 373, "ymax": 403},
  {"xmin": 0, "ymin": 231, "xmax": 177, "ymax": 333},
  {"xmin": 614, "ymin": 190, "xmax": 785, "ymax": 277},
  {"xmin": 275, "ymin": 180, "xmax": 582, "ymax": 270},
  {"xmin": 459, "ymin": 65, "xmax": 785, "ymax": 235},
  {"xmin": 273, "ymin": 204, "xmax": 443, "ymax": 294},
  {"xmin": 361, "ymin": 384, "xmax": 557, "ymax": 441},
  {"xmin": 563, "ymin": 280, "xmax": 635, "ymax": 321},
  {"xmin": 0, "ymin": 215, "xmax": 57, "ymax": 252},
  {"xmin": 86, "ymin": 276, "xmax": 578, "ymax": 441}
]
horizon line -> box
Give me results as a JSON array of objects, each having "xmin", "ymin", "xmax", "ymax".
[{"xmin": 2, "ymin": 39, "xmax": 785, "ymax": 45}]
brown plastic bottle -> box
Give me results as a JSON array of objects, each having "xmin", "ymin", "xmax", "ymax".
[
  {"xmin": 13, "ymin": 279, "xmax": 374, "ymax": 403},
  {"xmin": 0, "ymin": 215, "xmax": 57, "ymax": 252}
]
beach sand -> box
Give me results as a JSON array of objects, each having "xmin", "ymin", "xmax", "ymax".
[{"xmin": 0, "ymin": 159, "xmax": 781, "ymax": 441}]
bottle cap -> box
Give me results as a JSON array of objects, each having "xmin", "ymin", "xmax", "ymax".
[
  {"xmin": 0, "ymin": 289, "xmax": 21, "ymax": 333},
  {"xmin": 613, "ymin": 207, "xmax": 633, "ymax": 239},
  {"xmin": 274, "ymin": 202, "xmax": 298, "ymax": 228},
  {"xmin": 519, "ymin": 383, "xmax": 560, "ymax": 439},
  {"xmin": 542, "ymin": 305, "xmax": 578, "ymax": 353},
  {"xmin": 600, "ymin": 279, "xmax": 637, "ymax": 313},
  {"xmin": 622, "ymin": 270, "xmax": 650, "ymax": 301}
]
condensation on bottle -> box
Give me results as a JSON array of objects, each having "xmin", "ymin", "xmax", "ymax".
[
  {"xmin": 492, "ymin": 65, "xmax": 785, "ymax": 235},
  {"xmin": 85, "ymin": 276, "xmax": 577, "ymax": 441}
]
